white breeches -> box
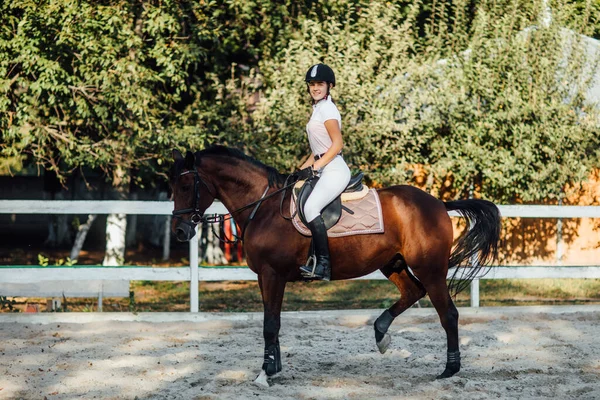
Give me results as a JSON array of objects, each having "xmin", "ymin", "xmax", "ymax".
[{"xmin": 303, "ymin": 155, "xmax": 351, "ymax": 223}]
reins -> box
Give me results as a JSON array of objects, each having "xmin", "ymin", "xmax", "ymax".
[{"xmin": 279, "ymin": 173, "xmax": 299, "ymax": 222}]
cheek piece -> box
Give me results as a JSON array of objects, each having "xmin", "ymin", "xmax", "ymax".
[{"xmin": 172, "ymin": 169, "xmax": 209, "ymax": 227}]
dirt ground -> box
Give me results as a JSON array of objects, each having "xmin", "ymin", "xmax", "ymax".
[{"xmin": 0, "ymin": 306, "xmax": 599, "ymax": 400}]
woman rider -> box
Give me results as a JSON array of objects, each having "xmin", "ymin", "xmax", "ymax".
[{"xmin": 294, "ymin": 63, "xmax": 351, "ymax": 281}]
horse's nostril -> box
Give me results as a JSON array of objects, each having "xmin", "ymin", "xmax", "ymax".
[{"xmin": 176, "ymin": 228, "xmax": 188, "ymax": 242}]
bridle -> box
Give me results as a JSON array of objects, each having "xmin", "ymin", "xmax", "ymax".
[
  {"xmin": 172, "ymin": 168, "xmax": 298, "ymax": 243},
  {"xmin": 172, "ymin": 169, "xmax": 213, "ymax": 228}
]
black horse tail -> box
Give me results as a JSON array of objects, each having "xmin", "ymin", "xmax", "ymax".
[{"xmin": 444, "ymin": 199, "xmax": 502, "ymax": 296}]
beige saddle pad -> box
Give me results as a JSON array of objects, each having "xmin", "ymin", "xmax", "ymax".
[{"xmin": 290, "ymin": 187, "xmax": 385, "ymax": 238}]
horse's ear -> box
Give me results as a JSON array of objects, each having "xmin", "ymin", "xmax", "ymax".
[
  {"xmin": 184, "ymin": 151, "xmax": 195, "ymax": 170},
  {"xmin": 172, "ymin": 149, "xmax": 184, "ymax": 162}
]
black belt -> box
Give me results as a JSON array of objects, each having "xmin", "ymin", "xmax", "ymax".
[{"xmin": 314, "ymin": 152, "xmax": 342, "ymax": 161}]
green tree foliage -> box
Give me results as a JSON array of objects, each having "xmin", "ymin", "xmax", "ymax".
[
  {"xmin": 1, "ymin": 1, "xmax": 209, "ymax": 184},
  {"xmin": 224, "ymin": 0, "xmax": 600, "ymax": 202},
  {"xmin": 1, "ymin": 0, "xmax": 598, "ymax": 203},
  {"xmin": 229, "ymin": 2, "xmax": 426, "ymax": 174},
  {"xmin": 422, "ymin": 2, "xmax": 600, "ymax": 201},
  {"xmin": 0, "ymin": 0, "xmax": 377, "ymax": 184}
]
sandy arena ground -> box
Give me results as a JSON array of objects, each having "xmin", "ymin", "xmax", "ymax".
[{"xmin": 0, "ymin": 306, "xmax": 599, "ymax": 400}]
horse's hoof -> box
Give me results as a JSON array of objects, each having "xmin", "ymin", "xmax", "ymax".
[
  {"xmin": 253, "ymin": 370, "xmax": 269, "ymax": 387},
  {"xmin": 436, "ymin": 363, "xmax": 460, "ymax": 379},
  {"xmin": 376, "ymin": 333, "xmax": 391, "ymax": 354}
]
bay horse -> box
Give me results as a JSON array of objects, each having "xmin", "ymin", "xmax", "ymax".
[{"xmin": 170, "ymin": 145, "xmax": 501, "ymax": 385}]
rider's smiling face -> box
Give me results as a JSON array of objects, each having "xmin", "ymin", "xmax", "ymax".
[{"xmin": 309, "ymin": 81, "xmax": 329, "ymax": 102}]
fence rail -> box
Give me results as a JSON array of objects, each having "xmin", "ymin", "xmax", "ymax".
[
  {"xmin": 2, "ymin": 265, "xmax": 600, "ymax": 283},
  {"xmin": 1, "ymin": 200, "xmax": 599, "ymax": 311},
  {"xmin": 0, "ymin": 200, "xmax": 228, "ymax": 215},
  {"xmin": 3, "ymin": 200, "xmax": 600, "ymax": 217}
]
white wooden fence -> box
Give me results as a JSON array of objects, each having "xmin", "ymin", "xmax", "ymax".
[{"xmin": 1, "ymin": 200, "xmax": 599, "ymax": 311}]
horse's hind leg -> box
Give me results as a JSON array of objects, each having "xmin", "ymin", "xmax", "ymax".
[
  {"xmin": 421, "ymin": 277, "xmax": 460, "ymax": 379},
  {"xmin": 374, "ymin": 258, "xmax": 426, "ymax": 354}
]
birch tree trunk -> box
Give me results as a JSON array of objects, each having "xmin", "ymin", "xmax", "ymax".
[
  {"xmin": 198, "ymin": 222, "xmax": 208, "ymax": 263},
  {"xmin": 103, "ymin": 213, "xmax": 127, "ymax": 266},
  {"xmin": 103, "ymin": 166, "xmax": 128, "ymax": 266},
  {"xmin": 205, "ymin": 223, "xmax": 227, "ymax": 265},
  {"xmin": 163, "ymin": 215, "xmax": 171, "ymax": 261},
  {"xmin": 70, "ymin": 214, "xmax": 97, "ymax": 261}
]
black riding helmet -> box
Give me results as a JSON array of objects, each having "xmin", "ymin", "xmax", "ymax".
[{"xmin": 305, "ymin": 63, "xmax": 336, "ymax": 87}]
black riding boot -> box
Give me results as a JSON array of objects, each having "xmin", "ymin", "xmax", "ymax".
[{"xmin": 299, "ymin": 216, "xmax": 331, "ymax": 281}]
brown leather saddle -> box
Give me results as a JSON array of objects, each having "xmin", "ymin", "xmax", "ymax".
[{"xmin": 296, "ymin": 172, "xmax": 364, "ymax": 229}]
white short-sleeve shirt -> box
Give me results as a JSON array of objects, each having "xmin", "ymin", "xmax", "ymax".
[{"xmin": 306, "ymin": 95, "xmax": 342, "ymax": 156}]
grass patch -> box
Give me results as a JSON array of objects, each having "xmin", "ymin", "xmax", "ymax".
[
  {"xmin": 476, "ymin": 279, "xmax": 600, "ymax": 306},
  {"xmin": 5, "ymin": 279, "xmax": 600, "ymax": 312}
]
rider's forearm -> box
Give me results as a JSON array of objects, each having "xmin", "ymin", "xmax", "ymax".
[{"xmin": 299, "ymin": 154, "xmax": 315, "ymax": 170}]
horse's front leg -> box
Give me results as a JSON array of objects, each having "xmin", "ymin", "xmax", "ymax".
[{"xmin": 254, "ymin": 267, "xmax": 287, "ymax": 387}]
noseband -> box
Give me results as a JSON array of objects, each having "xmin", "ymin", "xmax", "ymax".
[{"xmin": 172, "ymin": 169, "xmax": 212, "ymax": 228}]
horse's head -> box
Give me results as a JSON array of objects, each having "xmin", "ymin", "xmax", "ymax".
[{"xmin": 170, "ymin": 149, "xmax": 216, "ymax": 242}]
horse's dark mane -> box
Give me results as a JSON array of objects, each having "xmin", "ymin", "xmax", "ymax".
[{"xmin": 197, "ymin": 145, "xmax": 287, "ymax": 188}]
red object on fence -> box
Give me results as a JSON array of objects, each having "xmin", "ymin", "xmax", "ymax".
[
  {"xmin": 236, "ymin": 223, "xmax": 243, "ymax": 261},
  {"xmin": 224, "ymin": 221, "xmax": 232, "ymax": 261},
  {"xmin": 25, "ymin": 304, "xmax": 39, "ymax": 313},
  {"xmin": 222, "ymin": 220, "xmax": 244, "ymax": 263}
]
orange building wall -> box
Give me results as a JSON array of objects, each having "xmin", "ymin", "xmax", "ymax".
[{"xmin": 444, "ymin": 171, "xmax": 600, "ymax": 266}]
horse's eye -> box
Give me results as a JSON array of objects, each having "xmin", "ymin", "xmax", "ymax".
[{"xmin": 182, "ymin": 185, "xmax": 192, "ymax": 192}]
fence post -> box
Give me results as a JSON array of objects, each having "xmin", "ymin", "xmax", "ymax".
[
  {"xmin": 470, "ymin": 279, "xmax": 480, "ymax": 307},
  {"xmin": 467, "ymin": 210, "xmax": 481, "ymax": 308},
  {"xmin": 556, "ymin": 197, "xmax": 563, "ymax": 264},
  {"xmin": 98, "ymin": 286, "xmax": 103, "ymax": 312},
  {"xmin": 189, "ymin": 226, "xmax": 199, "ymax": 312}
]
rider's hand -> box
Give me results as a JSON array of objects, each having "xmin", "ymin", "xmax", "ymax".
[{"xmin": 293, "ymin": 166, "xmax": 314, "ymax": 180}]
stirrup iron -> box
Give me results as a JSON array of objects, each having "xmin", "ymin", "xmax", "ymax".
[{"xmin": 300, "ymin": 254, "xmax": 318, "ymax": 278}]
